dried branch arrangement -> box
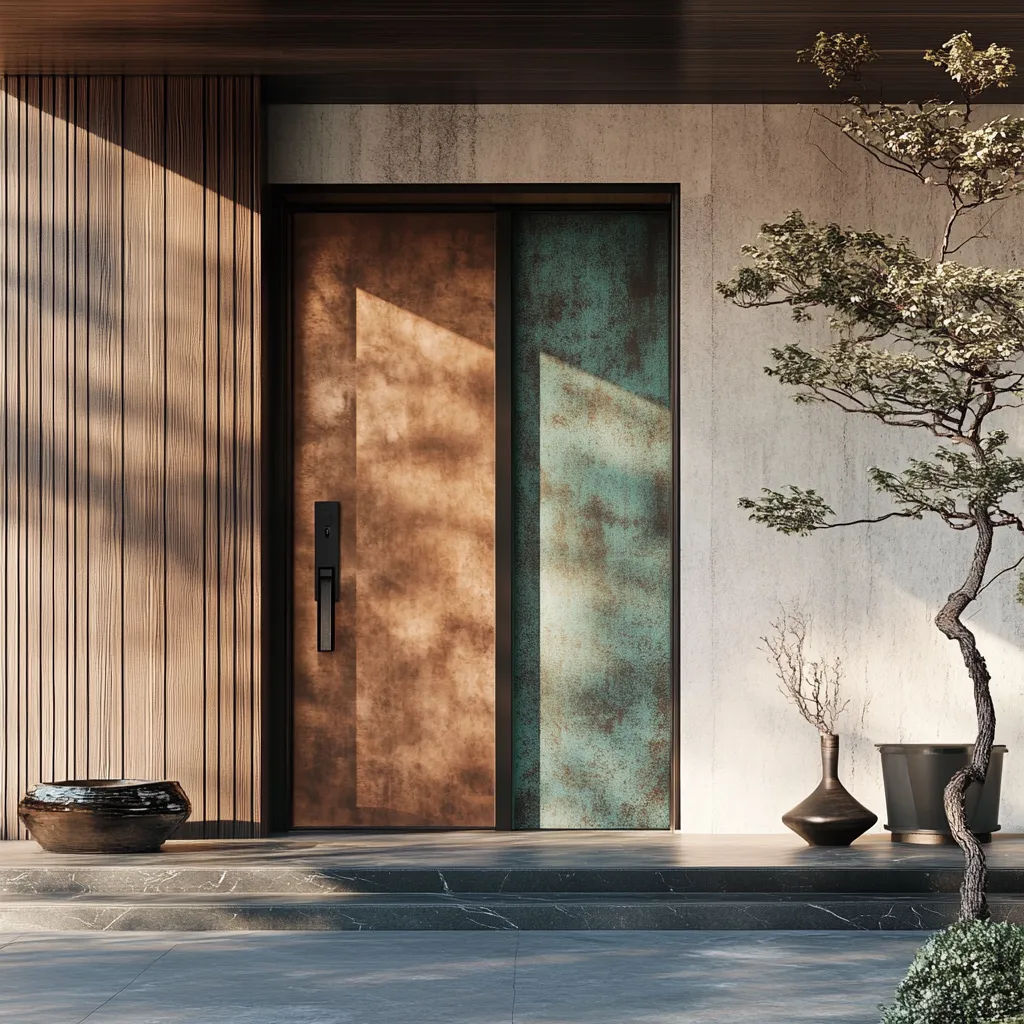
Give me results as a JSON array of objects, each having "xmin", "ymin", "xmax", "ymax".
[{"xmin": 762, "ymin": 607, "xmax": 849, "ymax": 736}]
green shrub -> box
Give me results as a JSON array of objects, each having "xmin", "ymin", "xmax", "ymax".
[{"xmin": 880, "ymin": 921, "xmax": 1024, "ymax": 1024}]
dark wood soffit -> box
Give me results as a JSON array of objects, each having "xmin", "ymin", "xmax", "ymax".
[{"xmin": 3, "ymin": 2, "xmax": 1024, "ymax": 102}]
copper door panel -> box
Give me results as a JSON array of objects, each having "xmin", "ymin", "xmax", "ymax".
[
  {"xmin": 292, "ymin": 212, "xmax": 496, "ymax": 827},
  {"xmin": 511, "ymin": 211, "xmax": 672, "ymax": 829}
]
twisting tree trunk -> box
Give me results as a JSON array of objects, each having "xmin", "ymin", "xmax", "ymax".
[{"xmin": 934, "ymin": 511, "xmax": 996, "ymax": 922}]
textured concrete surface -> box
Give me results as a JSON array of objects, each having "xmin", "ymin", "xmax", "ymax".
[
  {"xmin": 266, "ymin": 102, "xmax": 1024, "ymax": 835},
  {"xmin": 0, "ymin": 930, "xmax": 923, "ymax": 1022}
]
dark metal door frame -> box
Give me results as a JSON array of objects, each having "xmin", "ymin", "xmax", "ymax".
[{"xmin": 263, "ymin": 184, "xmax": 681, "ymax": 832}]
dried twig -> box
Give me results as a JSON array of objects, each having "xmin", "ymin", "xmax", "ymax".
[{"xmin": 761, "ymin": 606, "xmax": 849, "ymax": 735}]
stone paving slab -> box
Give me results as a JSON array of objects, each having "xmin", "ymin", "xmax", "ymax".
[
  {"xmin": 2, "ymin": 834, "xmax": 1020, "ymax": 906},
  {"xmin": 0, "ymin": 930, "xmax": 924, "ymax": 1023},
  {"xmin": 0, "ymin": 890, "xmax": 1015, "ymax": 931},
  {"xmin": 2, "ymin": 832, "xmax": 1021, "ymax": 871},
  {"xmin": 3, "ymin": 862, "xmax": 1020, "ymax": 896}
]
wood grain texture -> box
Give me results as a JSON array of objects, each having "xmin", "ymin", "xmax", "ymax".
[
  {"xmin": 0, "ymin": 76, "xmax": 262, "ymax": 839},
  {"xmin": 248, "ymin": 80, "xmax": 262, "ymax": 829},
  {"xmin": 39, "ymin": 75, "xmax": 56, "ymax": 787},
  {"xmin": 202, "ymin": 77, "xmax": 221, "ymax": 833},
  {"xmin": 50, "ymin": 77, "xmax": 70, "ymax": 787},
  {"xmin": 164, "ymin": 76, "xmax": 207, "ymax": 833},
  {"xmin": 85, "ymin": 74, "xmax": 122, "ymax": 781},
  {"xmin": 232, "ymin": 77, "xmax": 254, "ymax": 835},
  {"xmin": 122, "ymin": 76, "xmax": 165, "ymax": 783},
  {"xmin": 24, "ymin": 76, "xmax": 41, "ymax": 802},
  {"xmin": 216, "ymin": 77, "xmax": 236, "ymax": 838},
  {"xmin": 1, "ymin": 81, "xmax": 14, "ymax": 835},
  {"xmin": 72, "ymin": 78, "xmax": 89, "ymax": 783},
  {"xmin": 1, "ymin": 2, "xmax": 1024, "ymax": 102}
]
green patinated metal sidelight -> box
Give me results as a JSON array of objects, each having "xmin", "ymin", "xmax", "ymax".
[{"xmin": 511, "ymin": 210, "xmax": 673, "ymax": 829}]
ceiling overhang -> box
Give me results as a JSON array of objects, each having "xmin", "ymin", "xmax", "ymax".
[{"xmin": 2, "ymin": 2, "xmax": 1023, "ymax": 103}]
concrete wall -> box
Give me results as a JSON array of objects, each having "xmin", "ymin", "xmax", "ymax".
[{"xmin": 267, "ymin": 104, "xmax": 1024, "ymax": 834}]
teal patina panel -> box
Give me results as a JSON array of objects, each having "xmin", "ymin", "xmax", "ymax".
[{"xmin": 512, "ymin": 211, "xmax": 672, "ymax": 829}]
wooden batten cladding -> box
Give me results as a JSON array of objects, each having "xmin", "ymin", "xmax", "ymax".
[{"xmin": 0, "ymin": 76, "xmax": 262, "ymax": 839}]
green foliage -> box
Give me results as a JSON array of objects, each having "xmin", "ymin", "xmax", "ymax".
[
  {"xmin": 797, "ymin": 31, "xmax": 878, "ymax": 88},
  {"xmin": 870, "ymin": 435, "xmax": 1024, "ymax": 521},
  {"xmin": 925, "ymin": 33, "xmax": 1017, "ymax": 97},
  {"xmin": 719, "ymin": 212, "xmax": 1024, "ymax": 368},
  {"xmin": 798, "ymin": 33, "xmax": 1024, "ymax": 206},
  {"xmin": 728, "ymin": 21, "xmax": 1024, "ymax": 929},
  {"xmin": 737, "ymin": 487, "xmax": 834, "ymax": 536},
  {"xmin": 834, "ymin": 104, "xmax": 1024, "ymax": 205},
  {"xmin": 880, "ymin": 920, "xmax": 1024, "ymax": 1024},
  {"xmin": 719, "ymin": 35, "xmax": 1024, "ymax": 542}
]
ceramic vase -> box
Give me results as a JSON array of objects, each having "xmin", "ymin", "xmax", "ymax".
[{"xmin": 783, "ymin": 734, "xmax": 877, "ymax": 846}]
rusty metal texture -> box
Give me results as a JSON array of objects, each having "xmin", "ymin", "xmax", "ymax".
[
  {"xmin": 512, "ymin": 210, "xmax": 672, "ymax": 829},
  {"xmin": 291, "ymin": 211, "xmax": 496, "ymax": 827}
]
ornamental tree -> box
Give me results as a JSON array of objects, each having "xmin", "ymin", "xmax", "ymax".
[{"xmin": 718, "ymin": 31, "xmax": 1024, "ymax": 922}]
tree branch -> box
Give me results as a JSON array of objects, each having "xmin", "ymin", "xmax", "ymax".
[
  {"xmin": 816, "ymin": 109, "xmax": 928, "ymax": 180},
  {"xmin": 819, "ymin": 509, "xmax": 921, "ymax": 530},
  {"xmin": 993, "ymin": 509, "xmax": 1024, "ymax": 532},
  {"xmin": 945, "ymin": 205, "xmax": 1004, "ymax": 256},
  {"xmin": 977, "ymin": 553, "xmax": 1024, "ymax": 596}
]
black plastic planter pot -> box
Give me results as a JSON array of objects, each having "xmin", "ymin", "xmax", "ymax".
[{"xmin": 876, "ymin": 744, "xmax": 1007, "ymax": 844}]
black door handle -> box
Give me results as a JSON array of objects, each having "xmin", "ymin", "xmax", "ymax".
[{"xmin": 315, "ymin": 501, "xmax": 341, "ymax": 652}]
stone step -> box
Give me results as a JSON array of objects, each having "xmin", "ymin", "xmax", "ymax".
[
  {"xmin": 0, "ymin": 864, "xmax": 1017, "ymax": 896},
  {"xmin": 0, "ymin": 891, "xmax": 1021, "ymax": 931}
]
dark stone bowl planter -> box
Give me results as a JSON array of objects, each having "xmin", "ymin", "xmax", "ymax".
[
  {"xmin": 782, "ymin": 733, "xmax": 877, "ymax": 846},
  {"xmin": 18, "ymin": 780, "xmax": 191, "ymax": 854},
  {"xmin": 877, "ymin": 744, "xmax": 1007, "ymax": 844}
]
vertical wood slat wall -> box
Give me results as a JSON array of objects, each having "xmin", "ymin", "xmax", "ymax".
[{"xmin": 0, "ymin": 76, "xmax": 262, "ymax": 839}]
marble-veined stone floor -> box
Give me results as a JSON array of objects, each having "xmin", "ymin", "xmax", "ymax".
[{"xmin": 0, "ymin": 929, "xmax": 924, "ymax": 1023}]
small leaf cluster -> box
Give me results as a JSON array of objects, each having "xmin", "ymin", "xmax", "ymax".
[
  {"xmin": 880, "ymin": 920, "xmax": 1024, "ymax": 1024},
  {"xmin": 720, "ymin": 213, "xmax": 1024, "ymax": 371},
  {"xmin": 737, "ymin": 487, "xmax": 834, "ymax": 537},
  {"xmin": 804, "ymin": 33, "xmax": 1024, "ymax": 207},
  {"xmin": 925, "ymin": 33, "xmax": 1016, "ymax": 97},
  {"xmin": 797, "ymin": 30, "xmax": 878, "ymax": 88},
  {"xmin": 837, "ymin": 103, "xmax": 1024, "ymax": 205},
  {"xmin": 870, "ymin": 436, "xmax": 1024, "ymax": 527}
]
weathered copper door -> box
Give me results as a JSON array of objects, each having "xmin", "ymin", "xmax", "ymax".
[
  {"xmin": 291, "ymin": 212, "xmax": 497, "ymax": 827},
  {"xmin": 510, "ymin": 211, "xmax": 673, "ymax": 829}
]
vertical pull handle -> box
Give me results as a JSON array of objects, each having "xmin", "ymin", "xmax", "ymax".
[
  {"xmin": 314, "ymin": 501, "xmax": 341, "ymax": 654},
  {"xmin": 317, "ymin": 567, "xmax": 335, "ymax": 653}
]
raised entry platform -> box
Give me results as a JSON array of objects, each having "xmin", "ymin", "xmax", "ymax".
[{"xmin": 1, "ymin": 832, "xmax": 1022, "ymax": 931}]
